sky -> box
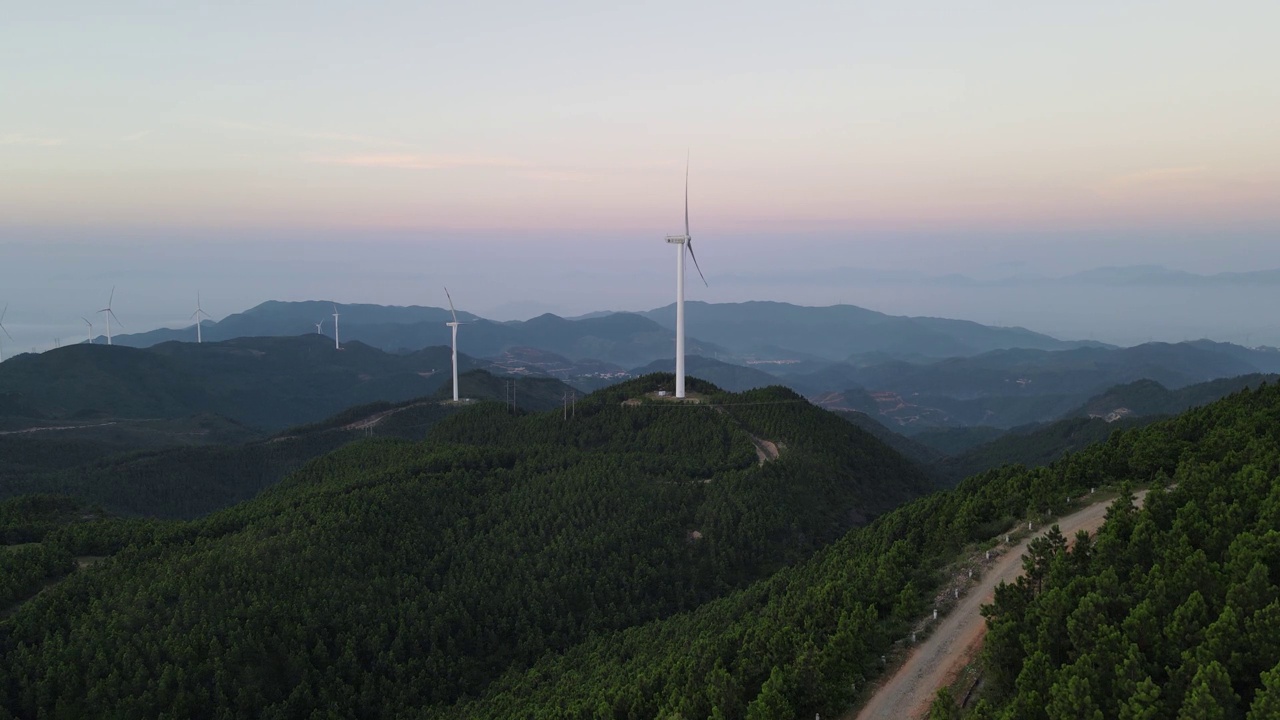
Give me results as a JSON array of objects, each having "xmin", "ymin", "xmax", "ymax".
[{"xmin": 2, "ymin": 1, "xmax": 1278, "ymax": 353}]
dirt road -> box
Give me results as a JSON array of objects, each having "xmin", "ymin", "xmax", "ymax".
[{"xmin": 851, "ymin": 492, "xmax": 1145, "ymax": 720}]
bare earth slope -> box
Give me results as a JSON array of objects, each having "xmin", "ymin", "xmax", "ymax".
[{"xmin": 852, "ymin": 491, "xmax": 1147, "ymax": 720}]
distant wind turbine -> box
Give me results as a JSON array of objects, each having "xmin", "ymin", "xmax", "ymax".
[
  {"xmin": 664, "ymin": 156, "xmax": 708, "ymax": 398},
  {"xmin": 0, "ymin": 305, "xmax": 12, "ymax": 361},
  {"xmin": 98, "ymin": 287, "xmax": 123, "ymax": 346},
  {"xmin": 445, "ymin": 288, "xmax": 465, "ymax": 402},
  {"xmin": 332, "ymin": 304, "xmax": 341, "ymax": 350},
  {"xmin": 81, "ymin": 317, "xmax": 94, "ymax": 344},
  {"xmin": 191, "ymin": 292, "xmax": 211, "ymax": 343},
  {"xmin": 315, "ymin": 318, "xmax": 326, "ymax": 335}
]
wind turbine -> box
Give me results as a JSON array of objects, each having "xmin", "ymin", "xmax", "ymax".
[
  {"xmin": 332, "ymin": 304, "xmax": 341, "ymax": 350},
  {"xmin": 191, "ymin": 292, "xmax": 212, "ymax": 343},
  {"xmin": 664, "ymin": 157, "xmax": 708, "ymax": 398},
  {"xmin": 445, "ymin": 288, "xmax": 464, "ymax": 402},
  {"xmin": 81, "ymin": 317, "xmax": 94, "ymax": 344},
  {"xmin": 315, "ymin": 318, "xmax": 326, "ymax": 335},
  {"xmin": 0, "ymin": 305, "xmax": 11, "ymax": 361},
  {"xmin": 98, "ymin": 287, "xmax": 123, "ymax": 346}
]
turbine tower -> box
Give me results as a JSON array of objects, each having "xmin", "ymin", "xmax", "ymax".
[
  {"xmin": 98, "ymin": 287, "xmax": 123, "ymax": 346},
  {"xmin": 191, "ymin": 292, "xmax": 211, "ymax": 343},
  {"xmin": 664, "ymin": 158, "xmax": 708, "ymax": 398},
  {"xmin": 445, "ymin": 288, "xmax": 463, "ymax": 402},
  {"xmin": 0, "ymin": 305, "xmax": 11, "ymax": 362},
  {"xmin": 332, "ymin": 304, "xmax": 343, "ymax": 350},
  {"xmin": 81, "ymin": 317, "xmax": 94, "ymax": 344}
]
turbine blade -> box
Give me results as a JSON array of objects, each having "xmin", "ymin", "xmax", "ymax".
[
  {"xmin": 444, "ymin": 287, "xmax": 457, "ymax": 323},
  {"xmin": 109, "ymin": 309, "xmax": 124, "ymax": 329},
  {"xmin": 684, "ymin": 152, "xmax": 690, "ymax": 238},
  {"xmin": 0, "ymin": 324, "xmax": 11, "ymax": 342},
  {"xmin": 687, "ymin": 241, "xmax": 708, "ymax": 287},
  {"xmin": 81, "ymin": 316, "xmax": 91, "ymax": 326},
  {"xmin": 109, "ymin": 286, "xmax": 115, "ymax": 307},
  {"xmin": 0, "ymin": 304, "xmax": 5, "ymax": 323}
]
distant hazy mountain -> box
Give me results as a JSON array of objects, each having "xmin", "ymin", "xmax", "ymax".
[
  {"xmin": 793, "ymin": 342, "xmax": 1268, "ymax": 399},
  {"xmin": 108, "ymin": 300, "xmax": 478, "ymax": 348},
  {"xmin": 928, "ymin": 372, "xmax": 1280, "ymax": 484},
  {"xmin": 803, "ymin": 342, "xmax": 1280, "ymax": 431},
  {"xmin": 110, "ymin": 301, "xmax": 723, "ymax": 369},
  {"xmin": 1067, "ymin": 373, "xmax": 1280, "ymax": 421},
  {"xmin": 638, "ymin": 300, "xmax": 1098, "ymax": 361}
]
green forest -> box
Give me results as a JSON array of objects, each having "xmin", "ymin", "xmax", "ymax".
[
  {"xmin": 0, "ymin": 375, "xmax": 1277, "ymax": 718},
  {"xmin": 959, "ymin": 382, "xmax": 1280, "ymax": 719}
]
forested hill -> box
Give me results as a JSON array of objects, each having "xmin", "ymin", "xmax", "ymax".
[
  {"xmin": 0, "ymin": 375, "xmax": 935, "ymax": 718},
  {"xmin": 0, "ymin": 372, "xmax": 575, "ymax": 519},
  {"xmin": 438, "ymin": 383, "xmax": 1280, "ymax": 718},
  {"xmin": 970, "ymin": 384, "xmax": 1280, "ymax": 718},
  {"xmin": 0, "ymin": 335, "xmax": 483, "ymax": 431}
]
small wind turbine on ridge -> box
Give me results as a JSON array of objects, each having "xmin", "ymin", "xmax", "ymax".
[
  {"xmin": 191, "ymin": 291, "xmax": 211, "ymax": 343},
  {"xmin": 81, "ymin": 317, "xmax": 94, "ymax": 344},
  {"xmin": 664, "ymin": 154, "xmax": 708, "ymax": 399},
  {"xmin": 98, "ymin": 287, "xmax": 123, "ymax": 346},
  {"xmin": 332, "ymin": 304, "xmax": 341, "ymax": 350},
  {"xmin": 444, "ymin": 288, "xmax": 466, "ymax": 402},
  {"xmin": 0, "ymin": 305, "xmax": 12, "ymax": 361},
  {"xmin": 315, "ymin": 318, "xmax": 326, "ymax": 335}
]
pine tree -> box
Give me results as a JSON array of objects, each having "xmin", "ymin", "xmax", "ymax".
[
  {"xmin": 745, "ymin": 666, "xmax": 792, "ymax": 720},
  {"xmin": 1178, "ymin": 661, "xmax": 1239, "ymax": 720},
  {"xmin": 1246, "ymin": 661, "xmax": 1280, "ymax": 720}
]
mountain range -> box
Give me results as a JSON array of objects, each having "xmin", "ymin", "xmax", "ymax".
[
  {"xmin": 102, "ymin": 299, "xmax": 1105, "ymax": 367},
  {"xmin": 14, "ymin": 304, "xmax": 1280, "ymax": 436}
]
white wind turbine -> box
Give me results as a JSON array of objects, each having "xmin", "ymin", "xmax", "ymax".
[
  {"xmin": 0, "ymin": 305, "xmax": 12, "ymax": 361},
  {"xmin": 444, "ymin": 288, "xmax": 464, "ymax": 402},
  {"xmin": 98, "ymin": 287, "xmax": 123, "ymax": 346},
  {"xmin": 664, "ymin": 159, "xmax": 708, "ymax": 398},
  {"xmin": 332, "ymin": 304, "xmax": 341, "ymax": 350},
  {"xmin": 81, "ymin": 317, "xmax": 94, "ymax": 344},
  {"xmin": 315, "ymin": 318, "xmax": 326, "ymax": 335},
  {"xmin": 191, "ymin": 292, "xmax": 212, "ymax": 343}
]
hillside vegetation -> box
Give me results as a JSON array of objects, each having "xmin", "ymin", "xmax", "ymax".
[
  {"xmin": 0, "ymin": 376, "xmax": 934, "ymax": 717},
  {"xmin": 3, "ymin": 378, "xmax": 1276, "ymax": 718},
  {"xmin": 447, "ymin": 384, "xmax": 1280, "ymax": 718},
  {"xmin": 967, "ymin": 383, "xmax": 1280, "ymax": 718},
  {"xmin": 0, "ymin": 336, "xmax": 476, "ymax": 431},
  {"xmin": 0, "ymin": 371, "xmax": 575, "ymax": 519}
]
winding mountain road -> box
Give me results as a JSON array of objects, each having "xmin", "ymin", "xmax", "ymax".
[{"xmin": 851, "ymin": 491, "xmax": 1146, "ymax": 720}]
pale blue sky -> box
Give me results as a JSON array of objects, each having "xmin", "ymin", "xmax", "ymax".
[{"xmin": 1, "ymin": 1, "xmax": 1278, "ymax": 352}]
